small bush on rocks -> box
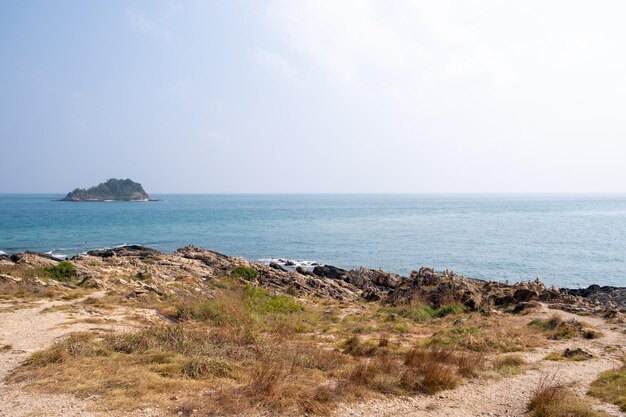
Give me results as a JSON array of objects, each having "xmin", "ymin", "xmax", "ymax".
[
  {"xmin": 231, "ymin": 265, "xmax": 258, "ymax": 281},
  {"xmin": 44, "ymin": 261, "xmax": 77, "ymax": 282}
]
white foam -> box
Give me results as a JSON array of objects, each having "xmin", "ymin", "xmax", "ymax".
[
  {"xmin": 259, "ymin": 258, "xmax": 320, "ymax": 272},
  {"xmin": 0, "ymin": 250, "xmax": 7, "ymax": 256},
  {"xmin": 45, "ymin": 250, "xmax": 68, "ymax": 260}
]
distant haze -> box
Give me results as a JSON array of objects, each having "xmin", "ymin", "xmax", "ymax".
[{"xmin": 2, "ymin": 1, "xmax": 626, "ymax": 193}]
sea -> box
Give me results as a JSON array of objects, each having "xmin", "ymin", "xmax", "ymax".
[{"xmin": 1, "ymin": 194, "xmax": 625, "ymax": 288}]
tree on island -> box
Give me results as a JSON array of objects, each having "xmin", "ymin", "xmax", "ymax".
[{"xmin": 60, "ymin": 178, "xmax": 154, "ymax": 201}]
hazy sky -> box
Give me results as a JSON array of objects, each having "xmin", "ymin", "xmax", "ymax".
[{"xmin": 2, "ymin": 0, "xmax": 626, "ymax": 193}]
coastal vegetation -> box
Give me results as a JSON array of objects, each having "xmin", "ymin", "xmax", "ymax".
[
  {"xmin": 527, "ymin": 378, "xmax": 611, "ymax": 417},
  {"xmin": 589, "ymin": 361, "xmax": 626, "ymax": 411},
  {"xmin": 44, "ymin": 260, "xmax": 77, "ymax": 282},
  {"xmin": 230, "ymin": 265, "xmax": 258, "ymax": 281},
  {"xmin": 7, "ymin": 277, "xmax": 490, "ymax": 414},
  {"xmin": 0, "ymin": 246, "xmax": 624, "ymax": 416}
]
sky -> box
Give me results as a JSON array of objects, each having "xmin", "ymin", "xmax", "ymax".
[{"xmin": 1, "ymin": 0, "xmax": 626, "ymax": 193}]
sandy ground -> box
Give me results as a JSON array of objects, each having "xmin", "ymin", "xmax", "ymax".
[
  {"xmin": 0, "ymin": 292, "xmax": 127, "ymax": 417},
  {"xmin": 0, "ymin": 299, "xmax": 624, "ymax": 417},
  {"xmin": 337, "ymin": 306, "xmax": 626, "ymax": 417}
]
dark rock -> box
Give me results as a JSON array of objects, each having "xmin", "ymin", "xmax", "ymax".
[
  {"xmin": 87, "ymin": 245, "xmax": 161, "ymax": 258},
  {"xmin": 563, "ymin": 348, "xmax": 593, "ymax": 359},
  {"xmin": 562, "ymin": 285, "xmax": 626, "ymax": 313},
  {"xmin": 269, "ymin": 262, "xmax": 288, "ymax": 272},
  {"xmin": 296, "ymin": 266, "xmax": 314, "ymax": 276},
  {"xmin": 514, "ymin": 288, "xmax": 538, "ymax": 302},
  {"xmin": 313, "ymin": 265, "xmax": 347, "ymax": 280},
  {"xmin": 512, "ymin": 301, "xmax": 541, "ymax": 313},
  {"xmin": 539, "ymin": 287, "xmax": 560, "ymax": 301},
  {"xmin": 493, "ymin": 293, "xmax": 515, "ymax": 306}
]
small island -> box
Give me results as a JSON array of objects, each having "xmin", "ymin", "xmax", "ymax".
[{"xmin": 60, "ymin": 178, "xmax": 156, "ymax": 201}]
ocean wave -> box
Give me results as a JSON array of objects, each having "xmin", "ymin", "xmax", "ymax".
[
  {"xmin": 258, "ymin": 258, "xmax": 320, "ymax": 272},
  {"xmin": 0, "ymin": 250, "xmax": 7, "ymax": 256},
  {"xmin": 44, "ymin": 250, "xmax": 68, "ymax": 260}
]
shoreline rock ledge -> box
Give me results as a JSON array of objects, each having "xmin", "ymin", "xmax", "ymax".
[{"xmin": 59, "ymin": 178, "xmax": 157, "ymax": 202}]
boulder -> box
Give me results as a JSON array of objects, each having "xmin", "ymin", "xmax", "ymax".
[
  {"xmin": 563, "ymin": 348, "xmax": 593, "ymax": 360},
  {"xmin": 269, "ymin": 262, "xmax": 288, "ymax": 272},
  {"xmin": 312, "ymin": 265, "xmax": 347, "ymax": 280},
  {"xmin": 296, "ymin": 266, "xmax": 314, "ymax": 276},
  {"xmin": 346, "ymin": 267, "xmax": 404, "ymax": 289},
  {"xmin": 513, "ymin": 287, "xmax": 538, "ymax": 302},
  {"xmin": 88, "ymin": 245, "xmax": 161, "ymax": 258}
]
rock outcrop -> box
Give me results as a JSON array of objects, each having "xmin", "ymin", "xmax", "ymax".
[
  {"xmin": 561, "ymin": 285, "xmax": 626, "ymax": 316},
  {"xmin": 1, "ymin": 245, "xmax": 623, "ymax": 315},
  {"xmin": 60, "ymin": 178, "xmax": 154, "ymax": 201}
]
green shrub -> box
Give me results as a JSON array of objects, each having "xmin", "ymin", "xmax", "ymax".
[
  {"xmin": 379, "ymin": 303, "xmax": 466, "ymax": 323},
  {"xmin": 44, "ymin": 261, "xmax": 77, "ymax": 282},
  {"xmin": 244, "ymin": 285, "xmax": 302, "ymax": 314},
  {"xmin": 434, "ymin": 304, "xmax": 467, "ymax": 318},
  {"xmin": 231, "ymin": 266, "xmax": 258, "ymax": 280}
]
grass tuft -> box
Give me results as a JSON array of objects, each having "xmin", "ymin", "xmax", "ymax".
[
  {"xmin": 588, "ymin": 362, "xmax": 626, "ymax": 411},
  {"xmin": 529, "ymin": 315, "xmax": 601, "ymax": 341},
  {"xmin": 528, "ymin": 376, "xmax": 609, "ymax": 417},
  {"xmin": 493, "ymin": 354, "xmax": 526, "ymax": 375}
]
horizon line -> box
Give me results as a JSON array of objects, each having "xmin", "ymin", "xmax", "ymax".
[{"xmin": 2, "ymin": 191, "xmax": 626, "ymax": 196}]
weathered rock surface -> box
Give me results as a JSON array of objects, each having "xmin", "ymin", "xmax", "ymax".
[
  {"xmin": 562, "ymin": 285, "xmax": 626, "ymax": 313},
  {"xmin": 87, "ymin": 245, "xmax": 161, "ymax": 258},
  {"xmin": 384, "ymin": 268, "xmax": 625, "ymax": 315},
  {"xmin": 313, "ymin": 265, "xmax": 347, "ymax": 280},
  {"xmin": 1, "ymin": 245, "xmax": 623, "ymax": 315}
]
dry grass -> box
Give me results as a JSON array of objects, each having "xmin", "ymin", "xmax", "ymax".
[
  {"xmin": 428, "ymin": 315, "xmax": 546, "ymax": 353},
  {"xmin": 588, "ymin": 360, "xmax": 626, "ymax": 411},
  {"xmin": 402, "ymin": 348, "xmax": 462, "ymax": 393},
  {"xmin": 0, "ymin": 279, "xmax": 56, "ymax": 300},
  {"xmin": 528, "ymin": 376, "xmax": 610, "ymax": 417},
  {"xmin": 9, "ymin": 295, "xmax": 488, "ymax": 416},
  {"xmin": 340, "ymin": 335, "xmax": 378, "ymax": 357},
  {"xmin": 528, "ymin": 315, "xmax": 602, "ymax": 340},
  {"xmin": 6, "ymin": 273, "xmax": 568, "ymax": 416},
  {"xmin": 493, "ymin": 354, "xmax": 526, "ymax": 375}
]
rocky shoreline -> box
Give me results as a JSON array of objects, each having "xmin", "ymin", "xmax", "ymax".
[{"xmin": 1, "ymin": 245, "xmax": 624, "ymax": 316}]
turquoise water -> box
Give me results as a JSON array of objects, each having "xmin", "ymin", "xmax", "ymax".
[{"xmin": 1, "ymin": 194, "xmax": 625, "ymax": 288}]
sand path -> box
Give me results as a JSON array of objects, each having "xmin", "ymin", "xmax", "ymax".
[
  {"xmin": 0, "ymin": 292, "xmax": 127, "ymax": 417},
  {"xmin": 337, "ymin": 305, "xmax": 626, "ymax": 417}
]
